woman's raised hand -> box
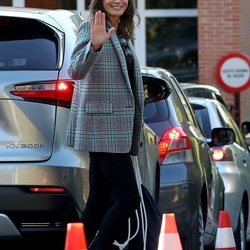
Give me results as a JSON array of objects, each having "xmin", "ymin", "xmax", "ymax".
[{"xmin": 91, "ymin": 11, "xmax": 116, "ymax": 52}]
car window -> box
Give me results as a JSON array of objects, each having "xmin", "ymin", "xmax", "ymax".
[
  {"xmin": 169, "ymin": 77, "xmax": 198, "ymax": 126},
  {"xmin": 0, "ymin": 17, "xmax": 59, "ymax": 70},
  {"xmin": 216, "ymin": 106, "xmax": 228, "ymax": 128},
  {"xmin": 143, "ymin": 74, "xmax": 189, "ymax": 124},
  {"xmin": 192, "ymin": 104, "xmax": 212, "ymax": 138},
  {"xmin": 218, "ymin": 105, "xmax": 248, "ymax": 149},
  {"xmin": 168, "ymin": 83, "xmax": 189, "ymax": 123},
  {"xmin": 216, "ymin": 105, "xmax": 243, "ymax": 145},
  {"xmin": 215, "ymin": 93, "xmax": 227, "ymax": 106}
]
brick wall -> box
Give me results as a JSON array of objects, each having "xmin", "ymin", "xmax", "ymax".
[
  {"xmin": 240, "ymin": 0, "xmax": 250, "ymax": 123},
  {"xmin": 25, "ymin": 0, "xmax": 57, "ymax": 9},
  {"xmin": 198, "ymin": 0, "xmax": 250, "ymax": 124}
]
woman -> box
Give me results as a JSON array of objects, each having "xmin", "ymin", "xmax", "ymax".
[{"xmin": 65, "ymin": 0, "xmax": 144, "ymax": 249}]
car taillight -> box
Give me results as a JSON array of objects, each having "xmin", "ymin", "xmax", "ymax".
[
  {"xmin": 10, "ymin": 81, "xmax": 74, "ymax": 108},
  {"xmin": 212, "ymin": 147, "xmax": 234, "ymax": 161},
  {"xmin": 158, "ymin": 127, "xmax": 193, "ymax": 165},
  {"xmin": 30, "ymin": 187, "xmax": 65, "ymax": 193}
]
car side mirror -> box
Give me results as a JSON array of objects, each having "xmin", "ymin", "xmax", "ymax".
[
  {"xmin": 211, "ymin": 127, "xmax": 235, "ymax": 146},
  {"xmin": 143, "ymin": 76, "xmax": 171, "ymax": 104}
]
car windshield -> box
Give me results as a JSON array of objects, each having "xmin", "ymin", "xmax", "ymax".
[{"xmin": 0, "ymin": 16, "xmax": 59, "ymax": 70}]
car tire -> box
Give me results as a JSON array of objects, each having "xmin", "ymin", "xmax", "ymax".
[
  {"xmin": 234, "ymin": 205, "xmax": 246, "ymax": 250},
  {"xmin": 181, "ymin": 202, "xmax": 205, "ymax": 250},
  {"xmin": 154, "ymin": 165, "xmax": 160, "ymax": 204}
]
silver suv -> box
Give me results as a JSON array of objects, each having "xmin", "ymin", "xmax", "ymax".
[{"xmin": 0, "ymin": 7, "xmax": 167, "ymax": 240}]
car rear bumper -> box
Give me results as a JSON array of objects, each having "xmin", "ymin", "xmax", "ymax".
[
  {"xmin": 158, "ymin": 162, "xmax": 202, "ymax": 237},
  {"xmin": 0, "ymin": 163, "xmax": 89, "ymax": 238},
  {"xmin": 159, "ymin": 182, "xmax": 200, "ymax": 237}
]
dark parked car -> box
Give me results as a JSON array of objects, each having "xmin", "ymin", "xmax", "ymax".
[
  {"xmin": 189, "ymin": 97, "xmax": 250, "ymax": 250},
  {"xmin": 142, "ymin": 66, "xmax": 228, "ymax": 250},
  {"xmin": 0, "ymin": 7, "xmax": 169, "ymax": 242}
]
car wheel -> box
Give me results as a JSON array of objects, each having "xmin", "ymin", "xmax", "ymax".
[
  {"xmin": 234, "ymin": 205, "xmax": 246, "ymax": 250},
  {"xmin": 182, "ymin": 202, "xmax": 205, "ymax": 250}
]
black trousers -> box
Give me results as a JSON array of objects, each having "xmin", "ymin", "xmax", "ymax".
[{"xmin": 82, "ymin": 152, "xmax": 140, "ymax": 250}]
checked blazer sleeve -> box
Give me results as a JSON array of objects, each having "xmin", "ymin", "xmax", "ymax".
[{"xmin": 68, "ymin": 21, "xmax": 101, "ymax": 80}]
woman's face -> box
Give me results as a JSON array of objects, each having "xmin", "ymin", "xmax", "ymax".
[{"xmin": 103, "ymin": 0, "xmax": 129, "ymax": 25}]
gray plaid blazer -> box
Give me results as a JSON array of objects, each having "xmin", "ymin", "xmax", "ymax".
[{"xmin": 65, "ymin": 20, "xmax": 144, "ymax": 155}]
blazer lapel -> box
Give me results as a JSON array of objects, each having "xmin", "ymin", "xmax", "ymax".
[{"xmin": 109, "ymin": 31, "xmax": 133, "ymax": 92}]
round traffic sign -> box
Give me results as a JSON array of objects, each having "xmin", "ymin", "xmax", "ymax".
[{"xmin": 216, "ymin": 52, "xmax": 250, "ymax": 92}]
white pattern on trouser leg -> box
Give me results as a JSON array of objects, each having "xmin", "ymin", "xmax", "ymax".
[{"xmin": 112, "ymin": 156, "xmax": 148, "ymax": 250}]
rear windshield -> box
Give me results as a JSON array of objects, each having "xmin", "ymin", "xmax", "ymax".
[
  {"xmin": 184, "ymin": 87, "xmax": 227, "ymax": 106},
  {"xmin": 143, "ymin": 100, "xmax": 169, "ymax": 123},
  {"xmin": 184, "ymin": 88, "xmax": 215, "ymax": 99},
  {"xmin": 0, "ymin": 16, "xmax": 59, "ymax": 70}
]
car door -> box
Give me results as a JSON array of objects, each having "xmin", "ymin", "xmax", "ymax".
[
  {"xmin": 217, "ymin": 104, "xmax": 250, "ymax": 177},
  {"xmin": 170, "ymin": 77, "xmax": 220, "ymax": 237},
  {"xmin": 138, "ymin": 123, "xmax": 159, "ymax": 200},
  {"xmin": 169, "ymin": 77, "xmax": 213, "ymax": 187},
  {"xmin": 218, "ymin": 106, "xmax": 250, "ymax": 190}
]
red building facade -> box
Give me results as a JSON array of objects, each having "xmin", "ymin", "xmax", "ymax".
[{"xmin": 198, "ymin": 0, "xmax": 250, "ymax": 124}]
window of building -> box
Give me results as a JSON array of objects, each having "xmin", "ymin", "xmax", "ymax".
[
  {"xmin": 85, "ymin": 0, "xmax": 90, "ymax": 10},
  {"xmin": 25, "ymin": 0, "xmax": 76, "ymax": 10},
  {"xmin": 146, "ymin": 0, "xmax": 197, "ymax": 9},
  {"xmin": 146, "ymin": 17, "xmax": 198, "ymax": 82},
  {"xmin": 0, "ymin": 0, "xmax": 12, "ymax": 6}
]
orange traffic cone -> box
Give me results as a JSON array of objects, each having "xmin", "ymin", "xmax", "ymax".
[
  {"xmin": 215, "ymin": 211, "xmax": 236, "ymax": 250},
  {"xmin": 158, "ymin": 213, "xmax": 182, "ymax": 250},
  {"xmin": 64, "ymin": 222, "xmax": 88, "ymax": 250}
]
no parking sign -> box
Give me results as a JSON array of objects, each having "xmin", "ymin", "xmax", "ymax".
[{"xmin": 216, "ymin": 52, "xmax": 250, "ymax": 92}]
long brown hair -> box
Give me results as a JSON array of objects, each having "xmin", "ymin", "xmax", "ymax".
[{"xmin": 88, "ymin": 0, "xmax": 140, "ymax": 39}]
